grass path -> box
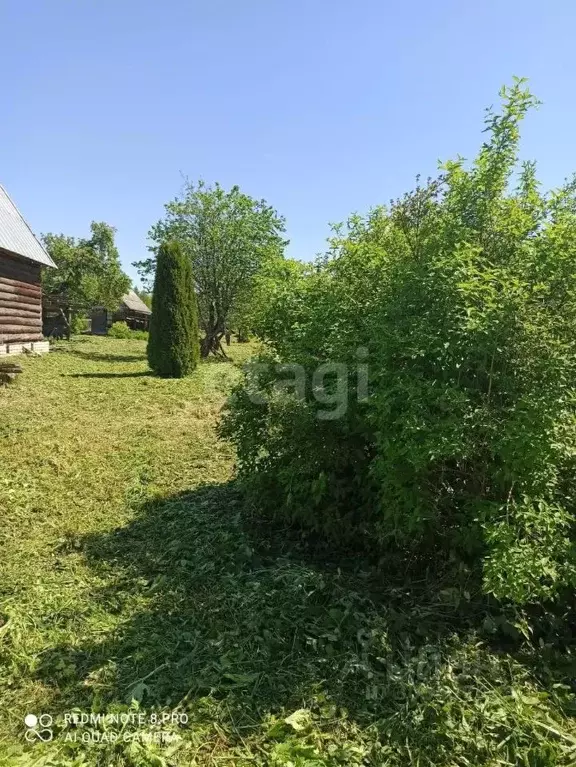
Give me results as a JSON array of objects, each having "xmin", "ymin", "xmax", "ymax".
[
  {"xmin": 1, "ymin": 338, "xmax": 575, "ymax": 766},
  {"xmin": 0, "ymin": 338, "xmax": 247, "ymax": 764}
]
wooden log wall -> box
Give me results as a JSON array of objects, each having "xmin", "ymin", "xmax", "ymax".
[{"xmin": 0, "ymin": 250, "xmax": 43, "ymax": 344}]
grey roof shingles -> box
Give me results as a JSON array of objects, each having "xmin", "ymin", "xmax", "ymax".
[
  {"xmin": 0, "ymin": 185, "xmax": 56, "ymax": 268},
  {"xmin": 121, "ymin": 289, "xmax": 152, "ymax": 314}
]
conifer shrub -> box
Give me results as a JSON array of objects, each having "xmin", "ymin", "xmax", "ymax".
[
  {"xmin": 147, "ymin": 241, "xmax": 200, "ymax": 377},
  {"xmin": 220, "ymin": 80, "xmax": 576, "ymax": 604}
]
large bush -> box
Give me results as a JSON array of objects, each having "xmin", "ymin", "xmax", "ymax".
[
  {"xmin": 108, "ymin": 321, "xmax": 148, "ymax": 340},
  {"xmin": 220, "ymin": 80, "xmax": 576, "ymax": 604},
  {"xmin": 147, "ymin": 241, "xmax": 200, "ymax": 377}
]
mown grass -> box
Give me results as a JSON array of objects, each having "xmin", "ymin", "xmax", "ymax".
[{"xmin": 0, "ymin": 337, "xmax": 575, "ymax": 766}]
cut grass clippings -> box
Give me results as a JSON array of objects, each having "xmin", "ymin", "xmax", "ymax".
[{"xmin": 0, "ymin": 337, "xmax": 575, "ymax": 766}]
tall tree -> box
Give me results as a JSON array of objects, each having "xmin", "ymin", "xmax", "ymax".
[
  {"xmin": 135, "ymin": 181, "xmax": 287, "ymax": 357},
  {"xmin": 42, "ymin": 222, "xmax": 130, "ymax": 333},
  {"xmin": 147, "ymin": 241, "xmax": 200, "ymax": 378}
]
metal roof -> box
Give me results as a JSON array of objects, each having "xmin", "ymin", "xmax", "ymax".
[
  {"xmin": 121, "ymin": 289, "xmax": 152, "ymax": 314},
  {"xmin": 0, "ymin": 185, "xmax": 56, "ymax": 267}
]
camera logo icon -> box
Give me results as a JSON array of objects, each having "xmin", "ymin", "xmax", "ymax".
[{"xmin": 24, "ymin": 714, "xmax": 53, "ymax": 742}]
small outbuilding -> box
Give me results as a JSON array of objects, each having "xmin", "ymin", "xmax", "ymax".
[
  {"xmin": 91, "ymin": 290, "xmax": 151, "ymax": 335},
  {"xmin": 0, "ymin": 185, "xmax": 56, "ymax": 356}
]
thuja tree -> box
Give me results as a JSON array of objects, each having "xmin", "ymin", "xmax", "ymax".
[
  {"xmin": 147, "ymin": 241, "xmax": 200, "ymax": 378},
  {"xmin": 221, "ymin": 79, "xmax": 576, "ymax": 604},
  {"xmin": 136, "ymin": 181, "xmax": 287, "ymax": 358}
]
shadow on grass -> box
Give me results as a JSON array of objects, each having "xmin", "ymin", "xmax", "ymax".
[
  {"xmin": 59, "ymin": 348, "xmax": 148, "ymax": 363},
  {"xmin": 33, "ymin": 484, "xmax": 576, "ymax": 761},
  {"xmin": 49, "ymin": 338, "xmax": 93, "ymax": 350},
  {"xmin": 66, "ymin": 371, "xmax": 152, "ymax": 379},
  {"xmin": 72, "ymin": 351, "xmax": 148, "ymax": 363},
  {"xmin": 202, "ymin": 355, "xmax": 234, "ymax": 365},
  {"xmin": 35, "ymin": 485, "xmax": 476, "ymax": 711}
]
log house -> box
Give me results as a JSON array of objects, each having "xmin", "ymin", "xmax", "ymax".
[{"xmin": 0, "ymin": 185, "xmax": 56, "ymax": 356}]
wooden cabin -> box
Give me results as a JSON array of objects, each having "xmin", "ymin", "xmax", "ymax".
[
  {"xmin": 91, "ymin": 290, "xmax": 151, "ymax": 335},
  {"xmin": 0, "ymin": 186, "xmax": 56, "ymax": 356}
]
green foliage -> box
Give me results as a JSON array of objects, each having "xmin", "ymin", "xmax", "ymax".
[
  {"xmin": 42, "ymin": 222, "xmax": 131, "ymax": 312},
  {"xmin": 230, "ymin": 257, "xmax": 310, "ymax": 341},
  {"xmin": 108, "ymin": 320, "xmax": 132, "ymax": 338},
  {"xmin": 70, "ymin": 314, "xmax": 89, "ymax": 334},
  {"xmin": 147, "ymin": 240, "xmax": 200, "ymax": 378},
  {"xmin": 2, "ymin": 337, "xmax": 576, "ymax": 765},
  {"xmin": 221, "ymin": 79, "xmax": 576, "ymax": 605},
  {"xmin": 136, "ymin": 180, "xmax": 287, "ymax": 357},
  {"xmin": 108, "ymin": 321, "xmax": 149, "ymax": 340}
]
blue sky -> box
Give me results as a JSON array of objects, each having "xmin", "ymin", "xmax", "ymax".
[{"xmin": 2, "ymin": 0, "xmax": 575, "ymax": 286}]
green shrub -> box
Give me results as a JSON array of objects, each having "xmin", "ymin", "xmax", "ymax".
[
  {"xmin": 221, "ymin": 80, "xmax": 576, "ymax": 605},
  {"xmin": 147, "ymin": 240, "xmax": 200, "ymax": 377},
  {"xmin": 107, "ymin": 321, "xmax": 148, "ymax": 340},
  {"xmin": 71, "ymin": 315, "xmax": 89, "ymax": 334},
  {"xmin": 108, "ymin": 321, "xmax": 133, "ymax": 339}
]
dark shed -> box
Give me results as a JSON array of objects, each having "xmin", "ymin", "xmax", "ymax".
[
  {"xmin": 0, "ymin": 185, "xmax": 56, "ymax": 356},
  {"xmin": 91, "ymin": 290, "xmax": 151, "ymax": 335}
]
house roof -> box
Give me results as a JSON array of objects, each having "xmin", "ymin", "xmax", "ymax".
[
  {"xmin": 121, "ymin": 289, "xmax": 151, "ymax": 314},
  {"xmin": 0, "ymin": 185, "xmax": 56, "ymax": 268}
]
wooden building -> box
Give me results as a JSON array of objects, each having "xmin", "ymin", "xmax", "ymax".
[
  {"xmin": 91, "ymin": 290, "xmax": 151, "ymax": 335},
  {"xmin": 0, "ymin": 185, "xmax": 56, "ymax": 356}
]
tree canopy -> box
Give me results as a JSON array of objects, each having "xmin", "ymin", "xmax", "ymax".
[
  {"xmin": 135, "ymin": 181, "xmax": 287, "ymax": 357},
  {"xmin": 42, "ymin": 222, "xmax": 131, "ymax": 312}
]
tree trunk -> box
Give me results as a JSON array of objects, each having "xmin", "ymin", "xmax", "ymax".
[
  {"xmin": 59, "ymin": 308, "xmax": 72, "ymax": 340},
  {"xmin": 200, "ymin": 329, "xmax": 227, "ymax": 358},
  {"xmin": 200, "ymin": 304, "xmax": 228, "ymax": 358},
  {"xmin": 236, "ymin": 328, "xmax": 249, "ymax": 343}
]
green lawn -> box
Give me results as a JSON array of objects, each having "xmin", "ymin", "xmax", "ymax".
[{"xmin": 1, "ymin": 337, "xmax": 575, "ymax": 766}]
